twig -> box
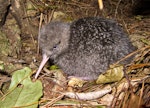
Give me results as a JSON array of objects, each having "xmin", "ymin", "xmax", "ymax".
[
  {"xmin": 114, "ymin": 46, "xmax": 150, "ymax": 66},
  {"xmin": 114, "ymin": 0, "xmax": 122, "ymax": 18},
  {"xmin": 138, "ymin": 80, "xmax": 144, "ymax": 108},
  {"xmin": 21, "ymin": 0, "xmax": 36, "ymax": 48},
  {"xmin": 64, "ymin": 86, "xmax": 112, "ymax": 100},
  {"xmin": 98, "ymin": 0, "xmax": 103, "ymax": 10},
  {"xmin": 37, "ymin": 13, "xmax": 43, "ymax": 55},
  {"xmin": 43, "ymin": 94, "xmax": 64, "ymax": 107}
]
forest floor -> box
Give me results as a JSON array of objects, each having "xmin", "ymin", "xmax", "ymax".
[{"xmin": 0, "ymin": 0, "xmax": 150, "ymax": 108}]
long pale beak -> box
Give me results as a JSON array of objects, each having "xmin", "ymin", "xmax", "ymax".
[{"xmin": 35, "ymin": 54, "xmax": 50, "ymax": 79}]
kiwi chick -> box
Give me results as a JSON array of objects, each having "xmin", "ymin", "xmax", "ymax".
[{"xmin": 35, "ymin": 17, "xmax": 136, "ymax": 80}]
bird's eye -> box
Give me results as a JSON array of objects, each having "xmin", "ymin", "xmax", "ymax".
[
  {"xmin": 53, "ymin": 41, "xmax": 61, "ymax": 49},
  {"xmin": 53, "ymin": 45, "xmax": 57, "ymax": 49}
]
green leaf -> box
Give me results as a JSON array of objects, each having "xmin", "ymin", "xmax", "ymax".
[
  {"xmin": 96, "ymin": 65, "xmax": 124, "ymax": 84},
  {"xmin": 0, "ymin": 67, "xmax": 43, "ymax": 108},
  {"xmin": 49, "ymin": 65, "xmax": 59, "ymax": 70}
]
